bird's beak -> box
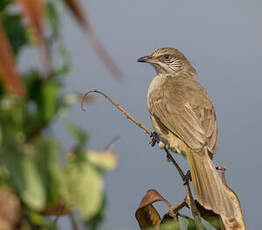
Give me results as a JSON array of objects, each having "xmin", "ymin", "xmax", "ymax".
[{"xmin": 137, "ymin": 55, "xmax": 155, "ymax": 63}]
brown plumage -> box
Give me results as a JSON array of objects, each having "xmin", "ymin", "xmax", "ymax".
[{"xmin": 138, "ymin": 48, "xmax": 235, "ymax": 220}]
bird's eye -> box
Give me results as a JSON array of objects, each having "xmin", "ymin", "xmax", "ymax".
[{"xmin": 163, "ymin": 55, "xmax": 170, "ymax": 61}]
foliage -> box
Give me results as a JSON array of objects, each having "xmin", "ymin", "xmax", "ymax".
[
  {"xmin": 0, "ymin": 0, "xmax": 117, "ymax": 229},
  {"xmin": 135, "ymin": 190, "xmax": 222, "ymax": 230}
]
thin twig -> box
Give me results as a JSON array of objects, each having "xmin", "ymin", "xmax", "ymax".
[
  {"xmin": 80, "ymin": 90, "xmax": 152, "ymax": 135},
  {"xmin": 69, "ymin": 212, "xmax": 81, "ymax": 230},
  {"xmin": 52, "ymin": 202, "xmax": 66, "ymax": 226},
  {"xmin": 164, "ymin": 147, "xmax": 185, "ymax": 180},
  {"xmin": 185, "ymin": 183, "xmax": 204, "ymax": 230},
  {"xmin": 80, "ymin": 90, "xmax": 204, "ymax": 229},
  {"xmin": 103, "ymin": 136, "xmax": 120, "ymax": 151},
  {"xmin": 177, "ymin": 212, "xmax": 193, "ymax": 220},
  {"xmin": 53, "ymin": 215, "xmax": 60, "ymax": 225},
  {"xmin": 172, "ymin": 199, "xmax": 187, "ymax": 213}
]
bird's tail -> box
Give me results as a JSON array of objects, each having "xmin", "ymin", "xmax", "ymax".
[{"xmin": 187, "ymin": 148, "xmax": 235, "ymax": 218}]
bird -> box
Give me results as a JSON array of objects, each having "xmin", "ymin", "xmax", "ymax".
[{"xmin": 138, "ymin": 47, "xmax": 235, "ymax": 219}]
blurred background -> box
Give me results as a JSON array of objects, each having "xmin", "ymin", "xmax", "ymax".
[{"xmin": 0, "ymin": 0, "xmax": 261, "ymax": 230}]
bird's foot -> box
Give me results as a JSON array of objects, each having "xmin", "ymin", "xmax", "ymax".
[
  {"xmin": 183, "ymin": 170, "xmax": 192, "ymax": 185},
  {"xmin": 216, "ymin": 166, "xmax": 227, "ymax": 172},
  {"xmin": 149, "ymin": 131, "xmax": 160, "ymax": 147}
]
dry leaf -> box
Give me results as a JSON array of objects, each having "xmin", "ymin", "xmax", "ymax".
[
  {"xmin": 17, "ymin": 0, "xmax": 51, "ymax": 76},
  {"xmin": 62, "ymin": 0, "xmax": 122, "ymax": 78},
  {"xmin": 0, "ymin": 187, "xmax": 21, "ymax": 229},
  {"xmin": 62, "ymin": 0, "xmax": 90, "ymax": 28},
  {"xmin": 135, "ymin": 189, "xmax": 172, "ymax": 230},
  {"xmin": 0, "ymin": 22, "xmax": 25, "ymax": 96},
  {"xmin": 193, "ymin": 167, "xmax": 247, "ymax": 230},
  {"xmin": 17, "ymin": 0, "xmax": 45, "ymax": 41},
  {"xmin": 217, "ymin": 168, "xmax": 247, "ymax": 230},
  {"xmin": 135, "ymin": 203, "xmax": 160, "ymax": 230}
]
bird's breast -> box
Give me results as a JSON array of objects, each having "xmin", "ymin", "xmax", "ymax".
[{"xmin": 147, "ymin": 74, "xmax": 166, "ymax": 108}]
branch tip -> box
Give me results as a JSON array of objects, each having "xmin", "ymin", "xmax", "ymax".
[
  {"xmin": 80, "ymin": 89, "xmax": 97, "ymax": 111},
  {"xmin": 80, "ymin": 89, "xmax": 152, "ymax": 135}
]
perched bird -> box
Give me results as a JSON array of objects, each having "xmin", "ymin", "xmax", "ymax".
[{"xmin": 138, "ymin": 48, "xmax": 235, "ymax": 219}]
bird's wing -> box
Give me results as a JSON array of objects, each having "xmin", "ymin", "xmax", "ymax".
[{"xmin": 148, "ymin": 76, "xmax": 217, "ymax": 156}]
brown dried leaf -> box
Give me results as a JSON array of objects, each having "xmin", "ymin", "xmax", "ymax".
[
  {"xmin": 217, "ymin": 168, "xmax": 247, "ymax": 230},
  {"xmin": 0, "ymin": 187, "xmax": 21, "ymax": 229},
  {"xmin": 0, "ymin": 22, "xmax": 25, "ymax": 96},
  {"xmin": 17, "ymin": 0, "xmax": 51, "ymax": 76},
  {"xmin": 87, "ymin": 32, "xmax": 123, "ymax": 78},
  {"xmin": 62, "ymin": 0, "xmax": 90, "ymax": 28},
  {"xmin": 62, "ymin": 0, "xmax": 122, "ymax": 78},
  {"xmin": 135, "ymin": 203, "xmax": 160, "ymax": 230},
  {"xmin": 138, "ymin": 190, "xmax": 172, "ymax": 209},
  {"xmin": 135, "ymin": 190, "xmax": 172, "ymax": 230},
  {"xmin": 17, "ymin": 0, "xmax": 45, "ymax": 41}
]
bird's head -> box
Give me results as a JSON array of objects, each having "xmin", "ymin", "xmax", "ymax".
[{"xmin": 138, "ymin": 47, "xmax": 196, "ymax": 76}]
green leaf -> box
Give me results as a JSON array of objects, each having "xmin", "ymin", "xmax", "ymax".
[
  {"xmin": 87, "ymin": 150, "xmax": 117, "ymax": 171},
  {"xmin": 21, "ymin": 155, "xmax": 46, "ymax": 210},
  {"xmin": 2, "ymin": 14, "xmax": 29, "ymax": 55},
  {"xmin": 23, "ymin": 72, "xmax": 45, "ymax": 135},
  {"xmin": 66, "ymin": 122, "xmax": 87, "ymax": 147},
  {"xmin": 67, "ymin": 153, "xmax": 103, "ymax": 219},
  {"xmin": 158, "ymin": 221, "xmax": 181, "ymax": 230},
  {"xmin": 24, "ymin": 74, "xmax": 60, "ymax": 123},
  {"xmin": 26, "ymin": 209, "xmax": 58, "ymax": 229},
  {"xmin": 0, "ymin": 95, "xmax": 26, "ymax": 133},
  {"xmin": 187, "ymin": 218, "xmax": 197, "ymax": 230},
  {"xmin": 53, "ymin": 44, "xmax": 73, "ymax": 77},
  {"xmin": 0, "ymin": 134, "xmax": 46, "ymax": 210},
  {"xmin": 84, "ymin": 197, "xmax": 107, "ymax": 230},
  {"xmin": 0, "ymin": 0, "xmax": 11, "ymax": 11},
  {"xmin": 78, "ymin": 163, "xmax": 103, "ymax": 219},
  {"xmin": 40, "ymin": 82, "xmax": 60, "ymax": 122},
  {"xmin": 34, "ymin": 138, "xmax": 65, "ymax": 205},
  {"xmin": 45, "ymin": 1, "xmax": 62, "ymax": 39}
]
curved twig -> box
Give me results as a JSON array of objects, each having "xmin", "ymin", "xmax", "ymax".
[{"xmin": 81, "ymin": 90, "xmax": 152, "ymax": 135}]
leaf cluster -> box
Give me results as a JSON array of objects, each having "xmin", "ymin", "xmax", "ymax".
[{"xmin": 0, "ymin": 1, "xmax": 117, "ymax": 229}]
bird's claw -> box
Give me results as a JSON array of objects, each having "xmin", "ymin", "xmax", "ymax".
[
  {"xmin": 216, "ymin": 166, "xmax": 227, "ymax": 172},
  {"xmin": 183, "ymin": 170, "xmax": 192, "ymax": 185},
  {"xmin": 149, "ymin": 131, "xmax": 160, "ymax": 147}
]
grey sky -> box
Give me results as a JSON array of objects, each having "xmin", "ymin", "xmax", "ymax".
[{"xmin": 54, "ymin": 0, "xmax": 262, "ymax": 229}]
